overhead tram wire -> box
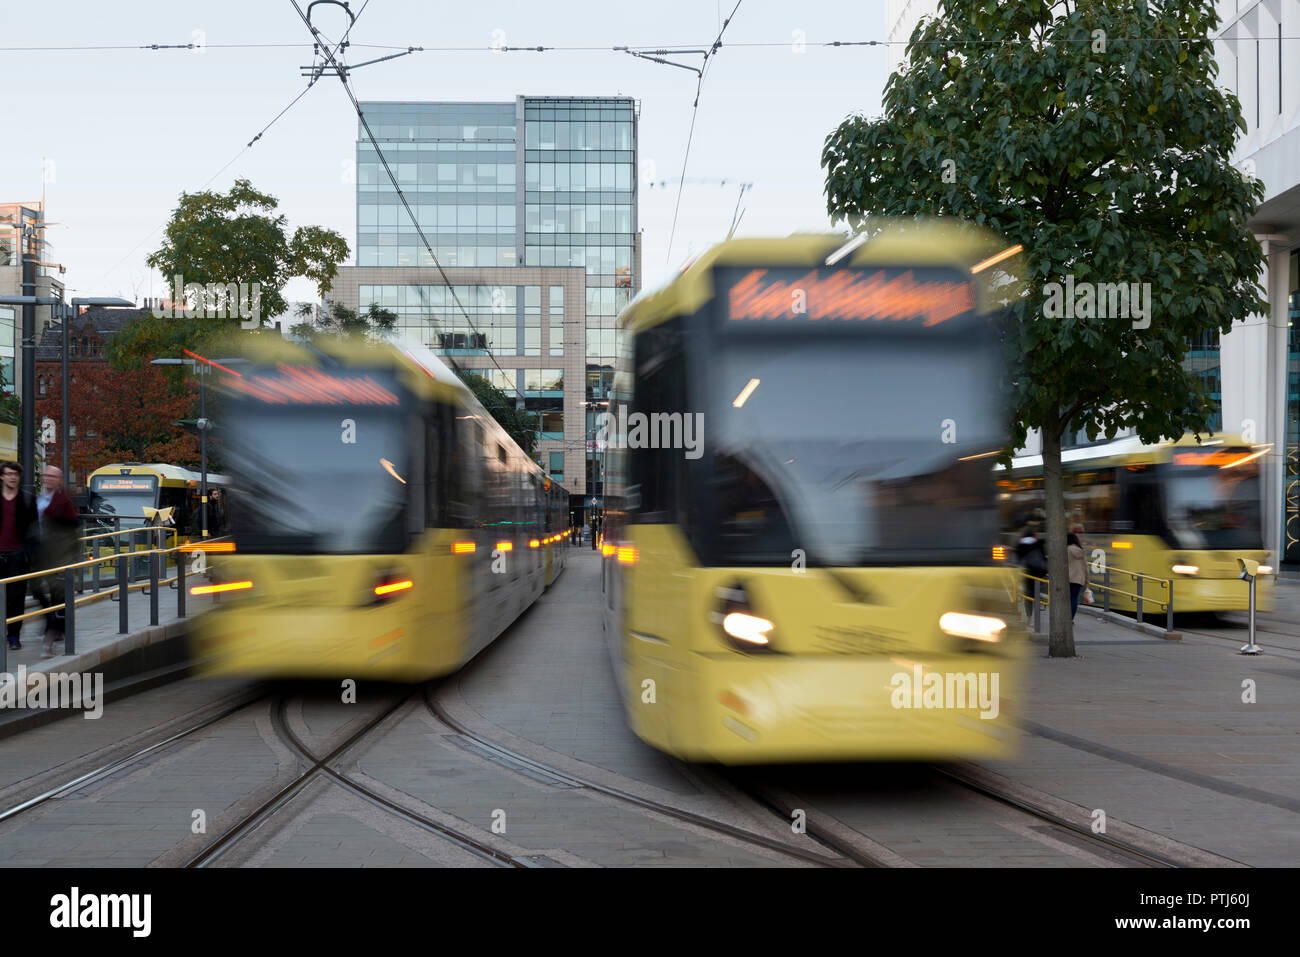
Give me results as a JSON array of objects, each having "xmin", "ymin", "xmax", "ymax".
[
  {"xmin": 656, "ymin": 0, "xmax": 743, "ymax": 265},
  {"xmin": 288, "ymin": 0, "xmax": 532, "ymax": 408},
  {"xmin": 0, "ymin": 35, "xmax": 1254, "ymax": 54},
  {"xmin": 96, "ymin": 16, "xmax": 364, "ymax": 288}
]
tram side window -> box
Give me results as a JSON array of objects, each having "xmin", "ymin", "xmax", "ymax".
[
  {"xmin": 1065, "ymin": 469, "xmax": 1117, "ymax": 535},
  {"xmin": 426, "ymin": 403, "xmax": 461, "ymax": 528},
  {"xmin": 631, "ymin": 329, "xmax": 687, "ymax": 523},
  {"xmin": 1119, "ymin": 468, "xmax": 1166, "ymax": 536},
  {"xmin": 452, "ymin": 421, "xmax": 484, "ymax": 529}
]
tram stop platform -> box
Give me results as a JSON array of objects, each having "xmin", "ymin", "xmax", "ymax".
[
  {"xmin": 988, "ymin": 579, "xmax": 1300, "ymax": 867},
  {"xmin": 0, "ymin": 579, "xmax": 219, "ymax": 739}
]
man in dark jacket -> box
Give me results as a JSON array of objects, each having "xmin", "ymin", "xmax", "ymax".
[
  {"xmin": 0, "ymin": 462, "xmax": 39, "ymax": 649},
  {"xmin": 33, "ymin": 466, "xmax": 80, "ymax": 657}
]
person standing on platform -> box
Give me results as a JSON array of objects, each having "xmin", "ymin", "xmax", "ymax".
[
  {"xmin": 0, "ymin": 462, "xmax": 38, "ymax": 650},
  {"xmin": 33, "ymin": 466, "xmax": 81, "ymax": 658},
  {"xmin": 1067, "ymin": 532, "xmax": 1088, "ymax": 620}
]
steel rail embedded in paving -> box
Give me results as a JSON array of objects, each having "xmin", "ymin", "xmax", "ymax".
[
  {"xmin": 424, "ymin": 684, "xmax": 856, "ymax": 868},
  {"xmin": 266, "ymin": 693, "xmax": 528, "ymax": 869},
  {"xmin": 0, "ymin": 687, "xmax": 270, "ymax": 826}
]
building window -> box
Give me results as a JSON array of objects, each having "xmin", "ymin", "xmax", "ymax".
[
  {"xmin": 549, "ymin": 286, "xmax": 564, "ymax": 356},
  {"xmin": 38, "ymin": 377, "xmax": 46, "ymax": 396},
  {"xmin": 548, "ymin": 452, "xmax": 564, "ymax": 481}
]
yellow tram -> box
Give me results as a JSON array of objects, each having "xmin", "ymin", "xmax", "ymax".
[
  {"xmin": 999, "ymin": 435, "xmax": 1274, "ymax": 613},
  {"xmin": 601, "ymin": 225, "xmax": 1028, "ymax": 764},
  {"xmin": 85, "ymin": 463, "xmax": 230, "ymax": 540},
  {"xmin": 192, "ymin": 338, "xmax": 568, "ymax": 681}
]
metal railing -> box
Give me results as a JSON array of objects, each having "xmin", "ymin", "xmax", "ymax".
[
  {"xmin": 0, "ymin": 529, "xmax": 230, "ymax": 673},
  {"xmin": 1017, "ymin": 564, "xmax": 1177, "ymax": 634},
  {"xmin": 1086, "ymin": 564, "xmax": 1175, "ymax": 632}
]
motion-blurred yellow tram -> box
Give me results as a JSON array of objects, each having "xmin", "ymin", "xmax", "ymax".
[
  {"xmin": 601, "ymin": 225, "xmax": 1028, "ymax": 764},
  {"xmin": 999, "ymin": 435, "xmax": 1274, "ymax": 612},
  {"xmin": 192, "ymin": 338, "xmax": 569, "ymax": 680}
]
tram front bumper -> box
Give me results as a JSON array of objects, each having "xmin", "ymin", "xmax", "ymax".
[{"xmin": 671, "ymin": 654, "xmax": 1022, "ymax": 764}]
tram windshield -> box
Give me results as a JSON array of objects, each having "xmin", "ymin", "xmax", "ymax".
[
  {"xmin": 87, "ymin": 476, "xmax": 159, "ymax": 528},
  {"xmin": 702, "ymin": 266, "xmax": 1007, "ymax": 566},
  {"xmin": 1161, "ymin": 455, "xmax": 1263, "ymax": 550},
  {"xmin": 223, "ymin": 366, "xmax": 411, "ymax": 554}
]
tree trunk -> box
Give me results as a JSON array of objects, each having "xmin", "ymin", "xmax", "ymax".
[{"xmin": 1041, "ymin": 415, "xmax": 1076, "ymax": 657}]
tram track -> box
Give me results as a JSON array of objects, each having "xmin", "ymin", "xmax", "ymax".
[
  {"xmin": 930, "ymin": 764, "xmax": 1183, "ymax": 867},
  {"xmin": 188, "ymin": 688, "xmax": 533, "ymax": 868},
  {"xmin": 423, "ymin": 683, "xmax": 858, "ymax": 868},
  {"xmin": 0, "ymin": 684, "xmax": 271, "ymax": 827}
]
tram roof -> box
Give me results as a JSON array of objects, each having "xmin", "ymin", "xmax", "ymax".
[
  {"xmin": 207, "ymin": 333, "xmax": 473, "ymax": 404},
  {"xmin": 620, "ymin": 222, "xmax": 1026, "ymax": 334},
  {"xmin": 88, "ymin": 463, "xmax": 231, "ymax": 485},
  {"xmin": 1001, "ymin": 433, "xmax": 1254, "ymax": 472}
]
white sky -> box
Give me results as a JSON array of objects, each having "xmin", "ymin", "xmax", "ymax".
[{"xmin": 0, "ymin": 0, "xmax": 887, "ymax": 307}]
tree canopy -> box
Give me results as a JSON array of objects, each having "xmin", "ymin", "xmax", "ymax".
[
  {"xmin": 821, "ymin": 0, "xmax": 1266, "ymax": 655},
  {"xmin": 457, "ymin": 371, "xmax": 539, "ymax": 458},
  {"xmin": 106, "ymin": 179, "xmax": 349, "ymax": 370},
  {"xmin": 37, "ymin": 363, "xmax": 199, "ymax": 476}
]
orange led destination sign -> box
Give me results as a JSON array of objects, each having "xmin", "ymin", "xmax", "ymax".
[
  {"xmin": 229, "ymin": 364, "xmax": 400, "ymax": 406},
  {"xmin": 1173, "ymin": 450, "xmax": 1251, "ymax": 467},
  {"xmin": 92, "ymin": 478, "xmax": 156, "ymax": 491},
  {"xmin": 727, "ymin": 268, "xmax": 976, "ymax": 327}
]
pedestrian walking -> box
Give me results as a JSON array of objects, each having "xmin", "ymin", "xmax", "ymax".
[
  {"xmin": 1067, "ymin": 532, "xmax": 1088, "ymax": 620},
  {"xmin": 0, "ymin": 462, "xmax": 39, "ymax": 650},
  {"xmin": 32, "ymin": 466, "xmax": 81, "ymax": 658},
  {"xmin": 1016, "ymin": 525, "xmax": 1047, "ymax": 620}
]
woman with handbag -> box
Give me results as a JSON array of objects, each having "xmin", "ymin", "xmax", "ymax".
[{"xmin": 1067, "ymin": 532, "xmax": 1088, "ymax": 619}]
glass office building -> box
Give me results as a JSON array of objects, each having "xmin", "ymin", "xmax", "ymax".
[{"xmin": 336, "ymin": 97, "xmax": 639, "ymax": 513}]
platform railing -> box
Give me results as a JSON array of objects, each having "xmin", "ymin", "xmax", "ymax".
[
  {"xmin": 0, "ymin": 532, "xmax": 231, "ymax": 674},
  {"xmin": 1017, "ymin": 564, "xmax": 1176, "ymax": 634}
]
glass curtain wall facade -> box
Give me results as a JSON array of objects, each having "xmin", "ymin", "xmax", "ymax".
[
  {"xmin": 356, "ymin": 103, "xmax": 518, "ymax": 269},
  {"xmin": 349, "ymin": 97, "xmax": 639, "ymax": 506},
  {"xmin": 523, "ymin": 97, "xmax": 637, "ymax": 498}
]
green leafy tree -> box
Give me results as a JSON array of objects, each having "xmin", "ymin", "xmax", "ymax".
[
  {"xmin": 821, "ymin": 0, "xmax": 1266, "ymax": 656},
  {"xmin": 288, "ymin": 302, "xmax": 317, "ymax": 341},
  {"xmin": 0, "ymin": 366, "xmax": 21, "ymax": 427},
  {"xmin": 364, "ymin": 302, "xmax": 398, "ymax": 334},
  {"xmin": 457, "ymin": 371, "xmax": 539, "ymax": 457},
  {"xmin": 292, "ymin": 301, "xmax": 396, "ymax": 341},
  {"xmin": 105, "ymin": 179, "xmax": 349, "ymax": 369}
]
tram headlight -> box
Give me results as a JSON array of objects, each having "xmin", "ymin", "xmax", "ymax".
[
  {"xmin": 722, "ymin": 612, "xmax": 774, "ymax": 646},
  {"xmin": 712, "ymin": 583, "xmax": 777, "ymax": 653},
  {"xmin": 1171, "ymin": 563, "xmax": 1199, "ymax": 576},
  {"xmin": 939, "ymin": 612, "xmax": 1005, "ymax": 643}
]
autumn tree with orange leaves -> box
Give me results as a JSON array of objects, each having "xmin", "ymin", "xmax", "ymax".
[{"xmin": 35, "ymin": 362, "xmax": 199, "ymax": 481}]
